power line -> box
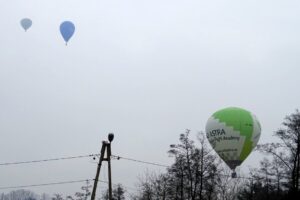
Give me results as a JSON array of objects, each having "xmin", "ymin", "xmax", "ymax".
[
  {"xmin": 0, "ymin": 154, "xmax": 99, "ymax": 166},
  {"xmin": 111, "ymin": 154, "xmax": 169, "ymax": 168},
  {"xmin": 0, "ymin": 179, "xmax": 113, "ymax": 190},
  {"xmin": 112, "ymin": 154, "xmax": 262, "ymax": 180},
  {"xmin": 0, "ymin": 179, "xmax": 93, "ymax": 190},
  {"xmin": 0, "ymin": 153, "xmax": 259, "ymax": 181},
  {"xmin": 0, "ymin": 178, "xmax": 138, "ymax": 193}
]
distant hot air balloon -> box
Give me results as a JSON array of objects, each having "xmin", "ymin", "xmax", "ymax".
[
  {"xmin": 205, "ymin": 107, "xmax": 261, "ymax": 178},
  {"xmin": 20, "ymin": 18, "xmax": 32, "ymax": 31},
  {"xmin": 60, "ymin": 21, "xmax": 75, "ymax": 45}
]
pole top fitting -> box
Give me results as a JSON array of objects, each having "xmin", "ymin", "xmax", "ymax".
[{"xmin": 108, "ymin": 133, "xmax": 114, "ymax": 142}]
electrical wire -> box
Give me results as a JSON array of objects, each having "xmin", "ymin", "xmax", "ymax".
[
  {"xmin": 111, "ymin": 154, "xmax": 261, "ymax": 180},
  {"xmin": 0, "ymin": 152, "xmax": 259, "ymax": 184},
  {"xmin": 0, "ymin": 179, "xmax": 111, "ymax": 190},
  {"xmin": 0, "ymin": 179, "xmax": 92, "ymax": 190},
  {"xmin": 0, "ymin": 154, "xmax": 99, "ymax": 166},
  {"xmin": 111, "ymin": 154, "xmax": 169, "ymax": 168}
]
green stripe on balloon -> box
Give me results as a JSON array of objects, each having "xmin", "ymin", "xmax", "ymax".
[
  {"xmin": 239, "ymin": 140, "xmax": 252, "ymax": 160},
  {"xmin": 213, "ymin": 107, "xmax": 253, "ymax": 139}
]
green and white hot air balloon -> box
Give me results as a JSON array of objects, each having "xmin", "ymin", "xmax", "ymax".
[{"xmin": 205, "ymin": 107, "xmax": 261, "ymax": 177}]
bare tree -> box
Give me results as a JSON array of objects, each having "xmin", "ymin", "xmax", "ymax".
[
  {"xmin": 258, "ymin": 110, "xmax": 300, "ymax": 197},
  {"xmin": 101, "ymin": 184, "xmax": 126, "ymax": 200},
  {"xmin": 74, "ymin": 180, "xmax": 92, "ymax": 200},
  {"xmin": 168, "ymin": 130, "xmax": 219, "ymax": 200},
  {"xmin": 216, "ymin": 168, "xmax": 244, "ymax": 200},
  {"xmin": 0, "ymin": 190, "xmax": 38, "ymax": 200},
  {"xmin": 52, "ymin": 194, "xmax": 64, "ymax": 200},
  {"xmin": 133, "ymin": 130, "xmax": 219, "ymax": 200}
]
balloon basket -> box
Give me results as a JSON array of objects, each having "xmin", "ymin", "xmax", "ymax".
[{"xmin": 231, "ymin": 171, "xmax": 237, "ymax": 178}]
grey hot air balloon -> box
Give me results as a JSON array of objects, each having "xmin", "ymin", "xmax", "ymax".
[{"xmin": 20, "ymin": 18, "xmax": 32, "ymax": 32}]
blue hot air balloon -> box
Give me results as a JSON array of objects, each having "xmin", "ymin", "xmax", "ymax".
[
  {"xmin": 20, "ymin": 18, "xmax": 32, "ymax": 31},
  {"xmin": 60, "ymin": 21, "xmax": 75, "ymax": 45}
]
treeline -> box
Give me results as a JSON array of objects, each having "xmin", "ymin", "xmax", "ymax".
[
  {"xmin": 0, "ymin": 190, "xmax": 49, "ymax": 200},
  {"xmin": 130, "ymin": 110, "xmax": 300, "ymax": 200},
  {"xmin": 1, "ymin": 110, "xmax": 300, "ymax": 200}
]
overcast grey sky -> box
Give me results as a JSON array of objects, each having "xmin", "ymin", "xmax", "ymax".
[{"xmin": 1, "ymin": 0, "xmax": 300, "ymax": 197}]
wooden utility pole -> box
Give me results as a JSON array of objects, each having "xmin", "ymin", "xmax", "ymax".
[
  {"xmin": 107, "ymin": 142, "xmax": 112, "ymax": 200},
  {"xmin": 91, "ymin": 133, "xmax": 114, "ymax": 200}
]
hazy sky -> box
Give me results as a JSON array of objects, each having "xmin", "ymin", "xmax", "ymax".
[{"xmin": 1, "ymin": 0, "xmax": 300, "ymax": 197}]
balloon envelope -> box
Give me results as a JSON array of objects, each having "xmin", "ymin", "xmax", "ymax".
[
  {"xmin": 20, "ymin": 18, "xmax": 32, "ymax": 31},
  {"xmin": 205, "ymin": 107, "xmax": 261, "ymax": 170},
  {"xmin": 60, "ymin": 21, "xmax": 75, "ymax": 44}
]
